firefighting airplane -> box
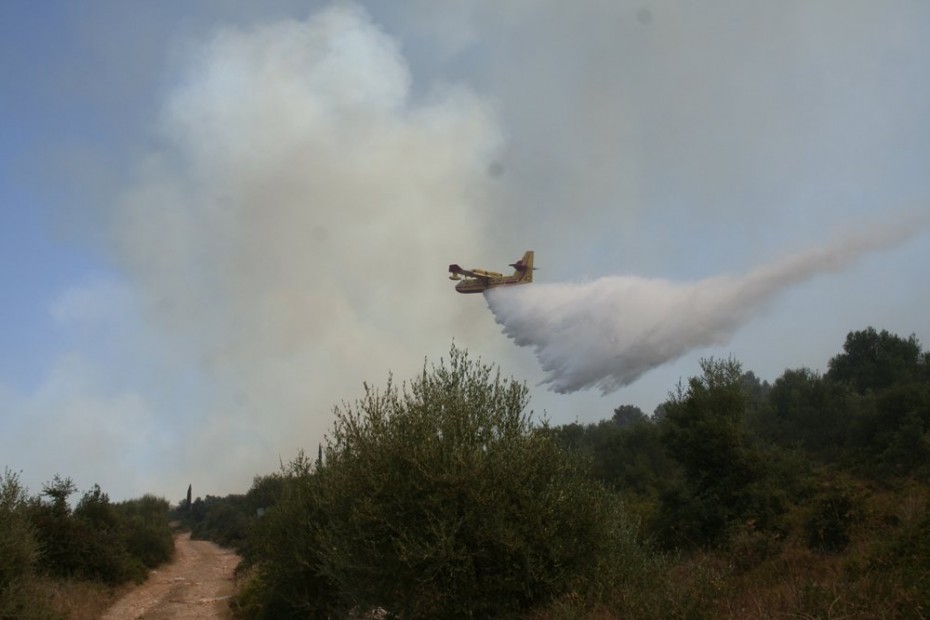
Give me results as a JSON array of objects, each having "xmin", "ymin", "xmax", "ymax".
[{"xmin": 448, "ymin": 250, "xmax": 535, "ymax": 294}]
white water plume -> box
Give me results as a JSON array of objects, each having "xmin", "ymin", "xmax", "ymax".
[{"xmin": 486, "ymin": 220, "xmax": 925, "ymax": 394}]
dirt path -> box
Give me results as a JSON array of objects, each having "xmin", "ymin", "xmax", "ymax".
[{"xmin": 100, "ymin": 532, "xmax": 240, "ymax": 620}]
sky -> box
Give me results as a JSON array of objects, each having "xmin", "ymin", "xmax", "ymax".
[{"xmin": 2, "ymin": 0, "xmax": 928, "ymax": 502}]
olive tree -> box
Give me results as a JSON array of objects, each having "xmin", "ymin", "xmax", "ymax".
[{"xmin": 251, "ymin": 346, "xmax": 630, "ymax": 619}]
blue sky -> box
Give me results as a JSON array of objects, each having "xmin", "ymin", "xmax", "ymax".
[{"xmin": 2, "ymin": 0, "xmax": 929, "ymax": 501}]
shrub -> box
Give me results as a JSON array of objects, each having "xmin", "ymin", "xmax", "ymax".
[
  {"xmin": 116, "ymin": 495, "xmax": 174, "ymax": 569},
  {"xmin": 247, "ymin": 346, "xmax": 639, "ymax": 618},
  {"xmin": 0, "ymin": 470, "xmax": 43, "ymax": 618},
  {"xmin": 805, "ymin": 483, "xmax": 860, "ymax": 554},
  {"xmin": 29, "ymin": 481, "xmax": 171, "ymax": 585},
  {"xmin": 236, "ymin": 456, "xmax": 337, "ymax": 619},
  {"xmin": 655, "ymin": 358, "xmax": 778, "ymax": 549}
]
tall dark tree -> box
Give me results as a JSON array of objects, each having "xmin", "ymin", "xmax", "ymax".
[
  {"xmin": 827, "ymin": 328, "xmax": 922, "ymax": 394},
  {"xmin": 612, "ymin": 404, "xmax": 647, "ymax": 428},
  {"xmin": 758, "ymin": 367, "xmax": 848, "ymax": 454},
  {"xmin": 655, "ymin": 358, "xmax": 775, "ymax": 548},
  {"xmin": 41, "ymin": 475, "xmax": 76, "ymax": 518}
]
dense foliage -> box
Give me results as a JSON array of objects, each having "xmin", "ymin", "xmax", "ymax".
[
  {"xmin": 104, "ymin": 326, "xmax": 930, "ymax": 618},
  {"xmin": 546, "ymin": 327, "xmax": 930, "ymax": 616},
  {"xmin": 172, "ymin": 474, "xmax": 285, "ymax": 564},
  {"xmin": 0, "ymin": 471, "xmax": 39, "ymax": 620},
  {"xmin": 231, "ymin": 347, "xmax": 662, "ymax": 618},
  {"xmin": 0, "ymin": 471, "xmax": 173, "ymax": 620},
  {"xmin": 6, "ymin": 317, "xmax": 927, "ymax": 620}
]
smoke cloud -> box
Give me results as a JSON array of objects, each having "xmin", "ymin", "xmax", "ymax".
[
  {"xmin": 6, "ymin": 1, "xmax": 929, "ymax": 500},
  {"xmin": 104, "ymin": 4, "xmax": 503, "ymax": 494},
  {"xmin": 486, "ymin": 220, "xmax": 925, "ymax": 394}
]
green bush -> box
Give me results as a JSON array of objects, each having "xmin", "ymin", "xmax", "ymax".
[
  {"xmin": 28, "ymin": 480, "xmax": 171, "ymax": 585},
  {"xmin": 116, "ymin": 495, "xmax": 174, "ymax": 569},
  {"xmin": 0, "ymin": 473, "xmax": 172, "ymax": 618},
  {"xmin": 0, "ymin": 470, "xmax": 37, "ymax": 587},
  {"xmin": 860, "ymin": 507, "xmax": 930, "ymax": 615},
  {"xmin": 0, "ymin": 470, "xmax": 43, "ymax": 619},
  {"xmin": 189, "ymin": 495, "xmax": 252, "ymax": 550},
  {"xmin": 655, "ymin": 358, "xmax": 778, "ymax": 549},
  {"xmin": 246, "ymin": 346, "xmax": 641, "ymax": 618},
  {"xmin": 845, "ymin": 383, "xmax": 930, "ymax": 478},
  {"xmin": 237, "ymin": 456, "xmax": 337, "ymax": 619},
  {"xmin": 806, "ymin": 484, "xmax": 860, "ymax": 554}
]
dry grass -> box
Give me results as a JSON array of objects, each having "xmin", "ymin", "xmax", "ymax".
[
  {"xmin": 30, "ymin": 576, "xmax": 130, "ymax": 620},
  {"xmin": 527, "ymin": 487, "xmax": 928, "ymax": 620}
]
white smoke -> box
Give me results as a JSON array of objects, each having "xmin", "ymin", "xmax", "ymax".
[
  {"xmin": 104, "ymin": 4, "xmax": 503, "ymax": 494},
  {"xmin": 486, "ymin": 220, "xmax": 925, "ymax": 394}
]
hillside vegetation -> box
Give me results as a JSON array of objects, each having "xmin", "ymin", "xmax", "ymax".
[{"xmin": 177, "ymin": 327, "xmax": 930, "ymax": 619}]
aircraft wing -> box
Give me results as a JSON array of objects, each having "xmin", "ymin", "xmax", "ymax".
[{"xmin": 448, "ymin": 264, "xmax": 476, "ymax": 281}]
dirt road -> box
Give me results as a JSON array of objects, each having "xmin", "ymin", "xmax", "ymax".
[{"xmin": 100, "ymin": 532, "xmax": 240, "ymax": 620}]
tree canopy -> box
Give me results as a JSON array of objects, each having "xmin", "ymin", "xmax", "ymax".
[{"xmin": 243, "ymin": 345, "xmax": 646, "ymax": 619}]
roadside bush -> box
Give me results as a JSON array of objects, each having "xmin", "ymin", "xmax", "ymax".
[
  {"xmin": 28, "ymin": 476, "xmax": 85, "ymax": 579},
  {"xmin": 190, "ymin": 495, "xmax": 251, "ymax": 550},
  {"xmin": 116, "ymin": 495, "xmax": 174, "ymax": 569},
  {"xmin": 0, "ymin": 470, "xmax": 45, "ymax": 620},
  {"xmin": 38, "ymin": 484, "xmax": 147, "ymax": 584},
  {"xmin": 246, "ymin": 346, "xmax": 643, "ymax": 618},
  {"xmin": 0, "ymin": 470, "xmax": 38, "ymax": 588},
  {"xmin": 236, "ymin": 455, "xmax": 337, "ymax": 619},
  {"xmin": 0, "ymin": 472, "xmax": 172, "ymax": 619},
  {"xmin": 29, "ymin": 479, "xmax": 171, "ymax": 585}
]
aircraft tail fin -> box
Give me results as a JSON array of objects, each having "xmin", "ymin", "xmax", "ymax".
[{"xmin": 510, "ymin": 250, "xmax": 534, "ymax": 283}]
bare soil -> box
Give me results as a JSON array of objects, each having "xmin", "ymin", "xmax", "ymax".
[{"xmin": 100, "ymin": 532, "xmax": 240, "ymax": 620}]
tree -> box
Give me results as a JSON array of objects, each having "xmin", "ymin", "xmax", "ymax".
[
  {"xmin": 41, "ymin": 475, "xmax": 76, "ymax": 518},
  {"xmin": 758, "ymin": 367, "xmax": 848, "ymax": 455},
  {"xmin": 655, "ymin": 358, "xmax": 776, "ymax": 548},
  {"xmin": 827, "ymin": 328, "xmax": 922, "ymax": 394},
  {"xmin": 594, "ymin": 419, "xmax": 677, "ymax": 496},
  {"xmin": 250, "ymin": 346, "xmax": 634, "ymax": 618},
  {"xmin": 847, "ymin": 382, "xmax": 930, "ymax": 477},
  {"xmin": 75, "ymin": 484, "xmax": 117, "ymax": 530},
  {"xmin": 0, "ymin": 470, "xmax": 39, "ymax": 613},
  {"xmin": 552, "ymin": 413, "xmax": 677, "ymax": 497},
  {"xmin": 612, "ymin": 404, "xmax": 647, "ymax": 428},
  {"xmin": 239, "ymin": 455, "xmax": 336, "ymax": 619},
  {"xmin": 821, "ymin": 328, "xmax": 930, "ymax": 477},
  {"xmin": 115, "ymin": 495, "xmax": 174, "ymax": 569}
]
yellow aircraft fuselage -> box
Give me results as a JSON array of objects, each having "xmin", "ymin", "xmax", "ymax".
[{"xmin": 448, "ymin": 251, "xmax": 534, "ymax": 294}]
